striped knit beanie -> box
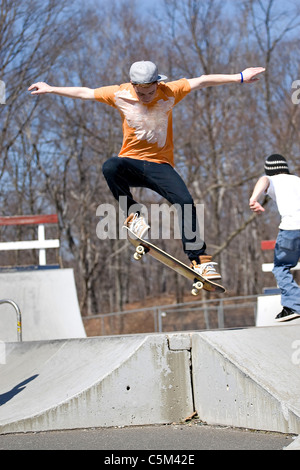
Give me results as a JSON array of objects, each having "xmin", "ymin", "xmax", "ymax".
[{"xmin": 264, "ymin": 154, "xmax": 290, "ymax": 176}]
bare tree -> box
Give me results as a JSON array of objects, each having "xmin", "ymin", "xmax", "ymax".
[{"xmin": 2, "ymin": 0, "xmax": 300, "ymax": 317}]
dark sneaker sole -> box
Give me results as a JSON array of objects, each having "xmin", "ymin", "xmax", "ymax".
[{"xmin": 275, "ymin": 313, "xmax": 300, "ymax": 322}]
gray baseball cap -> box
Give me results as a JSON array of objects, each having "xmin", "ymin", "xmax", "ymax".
[{"xmin": 129, "ymin": 61, "xmax": 168, "ymax": 84}]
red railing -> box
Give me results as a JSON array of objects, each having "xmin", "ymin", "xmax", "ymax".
[{"xmin": 0, "ymin": 214, "xmax": 59, "ymax": 266}]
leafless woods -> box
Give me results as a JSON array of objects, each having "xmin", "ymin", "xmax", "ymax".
[{"xmin": 1, "ymin": 0, "xmax": 300, "ymax": 314}]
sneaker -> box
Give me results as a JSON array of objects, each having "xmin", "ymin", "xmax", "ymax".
[
  {"xmin": 124, "ymin": 213, "xmax": 150, "ymax": 239},
  {"xmin": 191, "ymin": 255, "xmax": 221, "ymax": 281},
  {"xmin": 275, "ymin": 306, "xmax": 300, "ymax": 322}
]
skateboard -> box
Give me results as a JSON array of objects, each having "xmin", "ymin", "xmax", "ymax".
[{"xmin": 124, "ymin": 227, "xmax": 226, "ymax": 295}]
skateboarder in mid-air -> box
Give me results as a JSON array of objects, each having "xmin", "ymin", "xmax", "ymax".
[
  {"xmin": 250, "ymin": 154, "xmax": 300, "ymax": 322},
  {"xmin": 29, "ymin": 61, "xmax": 265, "ymax": 280}
]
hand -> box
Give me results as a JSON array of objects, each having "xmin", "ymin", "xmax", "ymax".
[
  {"xmin": 249, "ymin": 198, "xmax": 265, "ymax": 213},
  {"xmin": 28, "ymin": 82, "xmax": 52, "ymax": 95},
  {"xmin": 241, "ymin": 67, "xmax": 265, "ymax": 83}
]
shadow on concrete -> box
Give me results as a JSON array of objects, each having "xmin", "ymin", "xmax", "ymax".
[{"xmin": 0, "ymin": 375, "xmax": 39, "ymax": 406}]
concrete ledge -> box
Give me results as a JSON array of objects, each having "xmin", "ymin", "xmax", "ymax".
[
  {"xmin": 284, "ymin": 435, "xmax": 300, "ymax": 450},
  {"xmin": 1, "ymin": 326, "xmax": 300, "ymax": 437},
  {"xmin": 0, "ymin": 334, "xmax": 193, "ymax": 434},
  {"xmin": 192, "ymin": 325, "xmax": 300, "ymax": 434}
]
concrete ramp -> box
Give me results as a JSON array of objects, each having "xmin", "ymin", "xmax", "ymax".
[
  {"xmin": 0, "ymin": 334, "xmax": 193, "ymax": 434},
  {"xmin": 256, "ymin": 294, "xmax": 300, "ymax": 327},
  {"xmin": 192, "ymin": 325, "xmax": 300, "ymax": 434},
  {"xmin": 0, "ymin": 269, "xmax": 86, "ymax": 341},
  {"xmin": 0, "ymin": 327, "xmax": 299, "ymax": 437}
]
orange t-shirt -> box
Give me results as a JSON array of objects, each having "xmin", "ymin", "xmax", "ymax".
[{"xmin": 94, "ymin": 79, "xmax": 191, "ymax": 166}]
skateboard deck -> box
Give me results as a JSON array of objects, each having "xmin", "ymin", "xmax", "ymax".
[{"xmin": 124, "ymin": 227, "xmax": 225, "ymax": 295}]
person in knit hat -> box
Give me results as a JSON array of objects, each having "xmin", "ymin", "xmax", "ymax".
[
  {"xmin": 264, "ymin": 154, "xmax": 290, "ymax": 176},
  {"xmin": 249, "ymin": 154, "xmax": 300, "ymax": 322}
]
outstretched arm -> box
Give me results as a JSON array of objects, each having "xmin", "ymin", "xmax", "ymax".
[
  {"xmin": 28, "ymin": 82, "xmax": 95, "ymax": 100},
  {"xmin": 249, "ymin": 176, "xmax": 270, "ymax": 213},
  {"xmin": 188, "ymin": 67, "xmax": 265, "ymax": 91}
]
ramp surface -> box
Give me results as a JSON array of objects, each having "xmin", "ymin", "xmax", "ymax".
[
  {"xmin": 0, "ymin": 269, "xmax": 86, "ymax": 341},
  {"xmin": 192, "ymin": 325, "xmax": 300, "ymax": 434},
  {"xmin": 256, "ymin": 294, "xmax": 300, "ymax": 326},
  {"xmin": 0, "ymin": 334, "xmax": 193, "ymax": 434},
  {"xmin": 0, "ymin": 327, "xmax": 299, "ymax": 438}
]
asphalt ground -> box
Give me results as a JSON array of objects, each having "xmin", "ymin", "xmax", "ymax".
[{"xmin": 0, "ymin": 422, "xmax": 295, "ymax": 452}]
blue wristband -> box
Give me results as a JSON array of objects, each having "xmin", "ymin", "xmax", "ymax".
[{"xmin": 240, "ymin": 72, "xmax": 244, "ymax": 83}]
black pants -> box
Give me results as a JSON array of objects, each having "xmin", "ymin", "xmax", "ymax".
[{"xmin": 102, "ymin": 156, "xmax": 206, "ymax": 262}]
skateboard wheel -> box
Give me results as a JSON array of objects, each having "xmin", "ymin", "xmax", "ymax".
[
  {"xmin": 191, "ymin": 288, "xmax": 200, "ymax": 296},
  {"xmin": 136, "ymin": 245, "xmax": 145, "ymax": 255},
  {"xmin": 193, "ymin": 281, "xmax": 203, "ymax": 290},
  {"xmin": 133, "ymin": 252, "xmax": 142, "ymax": 261}
]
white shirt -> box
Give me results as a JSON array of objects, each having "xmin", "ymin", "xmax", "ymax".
[{"xmin": 267, "ymin": 174, "xmax": 300, "ymax": 230}]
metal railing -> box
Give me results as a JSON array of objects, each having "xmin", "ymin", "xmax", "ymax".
[
  {"xmin": 0, "ymin": 299, "xmax": 22, "ymax": 341},
  {"xmin": 85, "ymin": 295, "xmax": 259, "ymax": 336},
  {"xmin": 0, "ymin": 214, "xmax": 59, "ymax": 266}
]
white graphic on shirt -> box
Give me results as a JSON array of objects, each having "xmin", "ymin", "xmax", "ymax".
[{"xmin": 114, "ymin": 89, "xmax": 174, "ymax": 148}]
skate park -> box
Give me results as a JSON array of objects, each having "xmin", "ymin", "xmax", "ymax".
[{"xmin": 0, "ymin": 217, "xmax": 299, "ymax": 450}]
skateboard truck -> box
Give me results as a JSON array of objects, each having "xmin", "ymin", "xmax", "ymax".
[
  {"xmin": 133, "ymin": 244, "xmax": 150, "ymax": 260},
  {"xmin": 191, "ymin": 280, "xmax": 204, "ymax": 296}
]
